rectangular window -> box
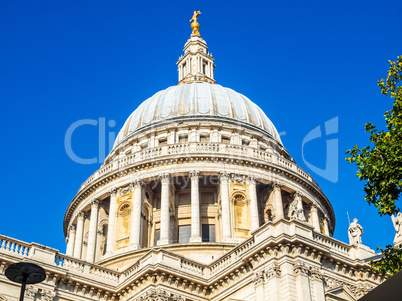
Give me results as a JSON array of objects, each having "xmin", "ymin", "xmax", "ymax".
[
  {"xmin": 141, "ymin": 144, "xmax": 148, "ymax": 150},
  {"xmin": 222, "ymin": 137, "xmax": 230, "ymax": 144},
  {"xmin": 155, "ymin": 229, "xmax": 160, "ymax": 245},
  {"xmin": 200, "ymin": 135, "xmax": 210, "ymax": 142},
  {"xmin": 179, "ymin": 135, "xmax": 188, "ymax": 143},
  {"xmin": 242, "ymin": 140, "xmax": 250, "ymax": 146},
  {"xmin": 202, "ymin": 224, "xmax": 216, "ymax": 242},
  {"xmin": 159, "ymin": 139, "xmax": 167, "ymax": 146},
  {"xmin": 178, "ymin": 225, "xmax": 191, "ymax": 243}
]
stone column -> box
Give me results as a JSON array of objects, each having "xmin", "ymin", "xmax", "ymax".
[
  {"xmin": 190, "ymin": 171, "xmax": 201, "ymax": 242},
  {"xmin": 265, "ymin": 264, "xmax": 281, "ymax": 301},
  {"xmin": 272, "ymin": 182, "xmax": 284, "ymax": 220},
  {"xmin": 158, "ymin": 173, "xmax": 170, "ymax": 245},
  {"xmin": 73, "ymin": 212, "xmax": 85, "ymax": 258},
  {"xmin": 310, "ymin": 204, "xmax": 321, "ymax": 232},
  {"xmin": 294, "ymin": 263, "xmax": 311, "ymax": 301},
  {"xmin": 249, "ymin": 177, "xmax": 259, "ymax": 231},
  {"xmin": 253, "ymin": 271, "xmax": 265, "ymax": 301},
  {"xmin": 86, "ymin": 199, "xmax": 100, "ymax": 263},
  {"xmin": 66, "ymin": 225, "xmax": 76, "ymax": 256},
  {"xmin": 105, "ymin": 188, "xmax": 118, "ymax": 255},
  {"xmin": 323, "ymin": 215, "xmax": 330, "ymax": 236},
  {"xmin": 311, "ymin": 268, "xmax": 325, "ymax": 300},
  {"xmin": 219, "ymin": 172, "xmax": 231, "ymax": 241},
  {"xmin": 130, "ymin": 180, "xmax": 143, "ymax": 249}
]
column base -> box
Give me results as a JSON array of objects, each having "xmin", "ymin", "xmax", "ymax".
[
  {"xmin": 190, "ymin": 236, "xmax": 202, "ymax": 243},
  {"xmin": 157, "ymin": 238, "xmax": 170, "ymax": 246},
  {"xmin": 128, "ymin": 243, "xmax": 141, "ymax": 250}
]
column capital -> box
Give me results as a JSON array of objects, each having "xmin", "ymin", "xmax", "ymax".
[
  {"xmin": 248, "ymin": 175, "xmax": 257, "ymax": 185},
  {"xmin": 109, "ymin": 187, "xmax": 118, "ymax": 196},
  {"xmin": 159, "ymin": 173, "xmax": 170, "ymax": 183},
  {"xmin": 265, "ymin": 263, "xmax": 281, "ymax": 280},
  {"xmin": 90, "ymin": 199, "xmax": 100, "ymax": 208},
  {"xmin": 293, "ymin": 262, "xmax": 309, "ymax": 276},
  {"xmin": 253, "ymin": 271, "xmax": 265, "ymax": 286},
  {"xmin": 189, "ymin": 170, "xmax": 200, "ymax": 179},
  {"xmin": 131, "ymin": 179, "xmax": 144, "ymax": 189},
  {"xmin": 218, "ymin": 171, "xmax": 229, "ymax": 181},
  {"xmin": 77, "ymin": 212, "xmax": 85, "ymax": 220},
  {"xmin": 68, "ymin": 225, "xmax": 76, "ymax": 234},
  {"xmin": 310, "ymin": 267, "xmax": 323, "ymax": 280},
  {"xmin": 292, "ymin": 191, "xmax": 303, "ymax": 199},
  {"xmin": 231, "ymin": 174, "xmax": 247, "ymax": 184},
  {"xmin": 272, "ymin": 181, "xmax": 282, "ymax": 190},
  {"xmin": 310, "ymin": 203, "xmax": 318, "ymax": 213}
]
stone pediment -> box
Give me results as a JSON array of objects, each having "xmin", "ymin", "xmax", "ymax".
[{"xmin": 326, "ymin": 285, "xmax": 357, "ymax": 301}]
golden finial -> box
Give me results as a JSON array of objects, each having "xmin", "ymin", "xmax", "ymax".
[{"xmin": 190, "ymin": 10, "xmax": 202, "ymax": 37}]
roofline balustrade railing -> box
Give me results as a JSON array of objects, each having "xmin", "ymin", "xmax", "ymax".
[{"xmin": 78, "ymin": 142, "xmax": 317, "ymax": 192}]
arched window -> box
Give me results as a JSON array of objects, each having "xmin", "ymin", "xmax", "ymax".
[
  {"xmin": 116, "ymin": 202, "xmax": 131, "ymax": 250},
  {"xmin": 232, "ymin": 193, "xmax": 251, "ymax": 239}
]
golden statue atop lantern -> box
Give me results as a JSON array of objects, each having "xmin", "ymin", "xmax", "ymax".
[{"xmin": 190, "ymin": 10, "xmax": 202, "ymax": 37}]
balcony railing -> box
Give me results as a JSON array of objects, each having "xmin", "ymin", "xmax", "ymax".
[
  {"xmin": 78, "ymin": 142, "xmax": 316, "ymax": 192},
  {"xmin": 0, "ymin": 221, "xmax": 362, "ymax": 287}
]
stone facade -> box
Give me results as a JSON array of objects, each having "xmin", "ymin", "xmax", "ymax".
[{"xmin": 0, "ymin": 14, "xmax": 386, "ymax": 301}]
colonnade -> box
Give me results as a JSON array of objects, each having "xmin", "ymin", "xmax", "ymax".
[{"xmin": 66, "ymin": 172, "xmax": 328, "ymax": 262}]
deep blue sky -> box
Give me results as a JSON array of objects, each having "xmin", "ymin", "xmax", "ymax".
[{"xmin": 0, "ymin": 0, "xmax": 401, "ymax": 253}]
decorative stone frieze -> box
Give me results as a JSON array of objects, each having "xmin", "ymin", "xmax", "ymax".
[{"xmin": 25, "ymin": 286, "xmax": 55, "ymax": 301}]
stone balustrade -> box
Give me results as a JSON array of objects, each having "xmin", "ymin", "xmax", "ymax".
[
  {"xmin": 180, "ymin": 258, "xmax": 205, "ymax": 276},
  {"xmin": 1, "ymin": 221, "xmax": 360, "ymax": 287},
  {"xmin": 312, "ymin": 232, "xmax": 351, "ymax": 257},
  {"xmin": 0, "ymin": 234, "xmax": 31, "ymax": 257},
  {"xmin": 78, "ymin": 142, "xmax": 316, "ymax": 192}
]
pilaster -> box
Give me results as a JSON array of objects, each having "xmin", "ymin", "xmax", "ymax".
[{"xmin": 249, "ymin": 176, "xmax": 259, "ymax": 231}]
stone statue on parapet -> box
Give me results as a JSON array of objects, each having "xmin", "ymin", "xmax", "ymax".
[
  {"xmin": 348, "ymin": 218, "xmax": 363, "ymax": 245},
  {"xmin": 391, "ymin": 212, "xmax": 402, "ymax": 246}
]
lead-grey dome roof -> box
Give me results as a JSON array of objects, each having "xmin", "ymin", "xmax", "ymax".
[{"xmin": 113, "ymin": 82, "xmax": 282, "ymax": 148}]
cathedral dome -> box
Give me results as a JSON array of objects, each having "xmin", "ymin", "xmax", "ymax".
[
  {"xmin": 63, "ymin": 14, "xmax": 337, "ymax": 273},
  {"xmin": 113, "ymin": 82, "xmax": 283, "ymax": 149}
]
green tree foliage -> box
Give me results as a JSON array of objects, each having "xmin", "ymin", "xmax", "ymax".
[
  {"xmin": 346, "ymin": 56, "xmax": 402, "ymax": 275},
  {"xmin": 370, "ymin": 245, "xmax": 402, "ymax": 276},
  {"xmin": 346, "ymin": 57, "xmax": 402, "ymax": 216}
]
